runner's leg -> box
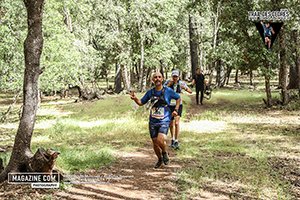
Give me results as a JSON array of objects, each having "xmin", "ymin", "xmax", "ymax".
[
  {"xmin": 170, "ymin": 119, "xmax": 175, "ymax": 140},
  {"xmin": 152, "ymin": 138, "xmax": 162, "ymax": 159},
  {"xmin": 157, "ymin": 133, "xmax": 167, "ymax": 153},
  {"xmin": 200, "ymin": 90, "xmax": 204, "ymax": 105},
  {"xmin": 169, "ymin": 120, "xmax": 175, "ymax": 147},
  {"xmin": 196, "ymin": 89, "xmax": 200, "ymax": 105},
  {"xmin": 174, "ymin": 116, "xmax": 180, "ymax": 141},
  {"xmin": 157, "ymin": 133, "xmax": 169, "ymax": 165}
]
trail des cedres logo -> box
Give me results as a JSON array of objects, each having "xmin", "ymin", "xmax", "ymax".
[
  {"xmin": 248, "ymin": 9, "xmax": 290, "ymax": 50},
  {"xmin": 8, "ymin": 172, "xmax": 60, "ymax": 189}
]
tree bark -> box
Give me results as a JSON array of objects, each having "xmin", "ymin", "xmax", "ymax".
[
  {"xmin": 249, "ymin": 70, "xmax": 254, "ymax": 86},
  {"xmin": 264, "ymin": 59, "xmax": 272, "ymax": 107},
  {"xmin": 209, "ymin": 2, "xmax": 221, "ymax": 85},
  {"xmin": 159, "ymin": 60, "xmax": 164, "ymax": 78},
  {"xmin": 288, "ymin": 29, "xmax": 300, "ymax": 90},
  {"xmin": 189, "ymin": 14, "xmax": 198, "ymax": 78},
  {"xmin": 298, "ymin": 30, "xmax": 300, "ymax": 95},
  {"xmin": 114, "ymin": 63, "xmax": 122, "ymax": 93},
  {"xmin": 279, "ymin": 27, "xmax": 289, "ymax": 105},
  {"xmin": 121, "ymin": 64, "xmax": 131, "ymax": 92},
  {"xmin": 216, "ymin": 60, "xmax": 225, "ymax": 87},
  {"xmin": 63, "ymin": 6, "xmax": 72, "ymax": 33},
  {"xmin": 235, "ymin": 69, "xmax": 239, "ymax": 83},
  {"xmin": 138, "ymin": 31, "xmax": 145, "ymax": 92},
  {"xmin": 225, "ymin": 67, "xmax": 232, "ymax": 85},
  {"xmin": 0, "ymin": 0, "xmax": 45, "ymax": 182}
]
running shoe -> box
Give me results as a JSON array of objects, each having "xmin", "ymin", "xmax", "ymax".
[
  {"xmin": 174, "ymin": 141, "xmax": 180, "ymax": 150},
  {"xmin": 170, "ymin": 139, "xmax": 175, "ymax": 148},
  {"xmin": 154, "ymin": 159, "xmax": 163, "ymax": 168},
  {"xmin": 162, "ymin": 152, "xmax": 169, "ymax": 165}
]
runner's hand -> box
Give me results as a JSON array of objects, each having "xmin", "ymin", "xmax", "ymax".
[
  {"xmin": 172, "ymin": 110, "xmax": 178, "ymax": 117},
  {"xmin": 130, "ymin": 91, "xmax": 137, "ymax": 100},
  {"xmin": 180, "ymin": 84, "xmax": 187, "ymax": 90},
  {"xmin": 167, "ymin": 80, "xmax": 173, "ymax": 87}
]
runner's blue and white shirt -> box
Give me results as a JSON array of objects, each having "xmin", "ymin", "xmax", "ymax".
[
  {"xmin": 164, "ymin": 80, "xmax": 187, "ymax": 106},
  {"xmin": 141, "ymin": 87, "xmax": 180, "ymax": 124}
]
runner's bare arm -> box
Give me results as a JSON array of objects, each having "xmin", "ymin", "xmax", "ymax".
[
  {"xmin": 271, "ymin": 27, "xmax": 275, "ymax": 34},
  {"xmin": 172, "ymin": 98, "xmax": 181, "ymax": 117},
  {"xmin": 182, "ymin": 84, "xmax": 192, "ymax": 94},
  {"xmin": 180, "ymin": 82, "xmax": 192, "ymax": 94}
]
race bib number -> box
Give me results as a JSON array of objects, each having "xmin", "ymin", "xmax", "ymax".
[
  {"xmin": 170, "ymin": 99, "xmax": 176, "ymax": 106},
  {"xmin": 150, "ymin": 107, "xmax": 165, "ymax": 119}
]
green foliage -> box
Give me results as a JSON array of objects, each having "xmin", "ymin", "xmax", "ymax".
[
  {"xmin": 0, "ymin": 0, "xmax": 26, "ymax": 92},
  {"xmin": 1, "ymin": 0, "xmax": 299, "ymax": 96}
]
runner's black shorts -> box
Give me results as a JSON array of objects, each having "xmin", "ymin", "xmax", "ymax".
[
  {"xmin": 149, "ymin": 123, "xmax": 169, "ymax": 138},
  {"xmin": 265, "ymin": 35, "xmax": 272, "ymax": 40},
  {"xmin": 169, "ymin": 105, "xmax": 183, "ymax": 120}
]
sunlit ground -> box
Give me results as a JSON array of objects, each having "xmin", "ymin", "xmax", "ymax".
[{"xmin": 0, "ymin": 89, "xmax": 299, "ymax": 199}]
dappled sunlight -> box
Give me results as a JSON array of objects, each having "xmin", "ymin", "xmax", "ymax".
[
  {"xmin": 0, "ymin": 118, "xmax": 137, "ymax": 130},
  {"xmin": 198, "ymin": 178, "xmax": 262, "ymax": 199},
  {"xmin": 181, "ymin": 120, "xmax": 227, "ymax": 133},
  {"xmin": 228, "ymin": 115, "xmax": 300, "ymax": 125},
  {"xmin": 118, "ymin": 151, "xmax": 151, "ymax": 159},
  {"xmin": 65, "ymin": 118, "xmax": 135, "ymax": 128},
  {"xmin": 0, "ymin": 120, "xmax": 57, "ymax": 130},
  {"xmin": 37, "ymin": 107, "xmax": 73, "ymax": 117},
  {"xmin": 41, "ymin": 98, "xmax": 76, "ymax": 106},
  {"xmin": 31, "ymin": 135, "xmax": 51, "ymax": 143},
  {"xmin": 232, "ymin": 133, "xmax": 288, "ymax": 142},
  {"xmin": 0, "ymin": 123, "xmax": 18, "ymax": 129}
]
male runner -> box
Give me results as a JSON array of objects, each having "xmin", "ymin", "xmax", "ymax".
[
  {"xmin": 164, "ymin": 69, "xmax": 192, "ymax": 149},
  {"xmin": 130, "ymin": 72, "xmax": 181, "ymax": 168}
]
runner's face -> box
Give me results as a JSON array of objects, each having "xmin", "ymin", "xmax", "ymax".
[
  {"xmin": 172, "ymin": 75, "xmax": 179, "ymax": 82},
  {"xmin": 152, "ymin": 73, "xmax": 163, "ymax": 86}
]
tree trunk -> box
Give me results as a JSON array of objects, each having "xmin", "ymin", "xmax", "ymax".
[
  {"xmin": 225, "ymin": 67, "xmax": 232, "ymax": 85},
  {"xmin": 288, "ymin": 29, "xmax": 300, "ymax": 90},
  {"xmin": 298, "ymin": 31, "xmax": 300, "ymax": 95},
  {"xmin": 114, "ymin": 63, "xmax": 122, "ymax": 93},
  {"xmin": 138, "ymin": 33, "xmax": 145, "ymax": 92},
  {"xmin": 63, "ymin": 6, "xmax": 72, "ymax": 33},
  {"xmin": 298, "ymin": 32, "xmax": 300, "ymax": 96},
  {"xmin": 216, "ymin": 60, "xmax": 225, "ymax": 87},
  {"xmin": 279, "ymin": 27, "xmax": 289, "ymax": 105},
  {"xmin": 160, "ymin": 60, "xmax": 164, "ymax": 78},
  {"xmin": 189, "ymin": 14, "xmax": 198, "ymax": 78},
  {"xmin": 146, "ymin": 67, "xmax": 152, "ymax": 88},
  {"xmin": 249, "ymin": 70, "xmax": 254, "ymax": 85},
  {"xmin": 0, "ymin": 0, "xmax": 45, "ymax": 182},
  {"xmin": 199, "ymin": 48, "xmax": 203, "ymax": 70},
  {"xmin": 235, "ymin": 69, "xmax": 239, "ymax": 83},
  {"xmin": 121, "ymin": 64, "xmax": 131, "ymax": 92},
  {"xmin": 216, "ymin": 60, "xmax": 221, "ymax": 86},
  {"xmin": 209, "ymin": 2, "xmax": 220, "ymax": 85},
  {"xmin": 264, "ymin": 60, "xmax": 272, "ymax": 107}
]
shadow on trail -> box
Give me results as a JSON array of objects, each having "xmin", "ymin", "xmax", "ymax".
[{"xmin": 56, "ymin": 148, "xmax": 183, "ymax": 200}]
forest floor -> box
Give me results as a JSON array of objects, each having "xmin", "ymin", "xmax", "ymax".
[{"xmin": 0, "ymin": 88, "xmax": 299, "ymax": 199}]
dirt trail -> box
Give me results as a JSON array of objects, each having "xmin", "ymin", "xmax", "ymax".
[
  {"xmin": 55, "ymin": 147, "xmax": 229, "ymax": 200},
  {"xmin": 55, "ymin": 97, "xmax": 229, "ymax": 200}
]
